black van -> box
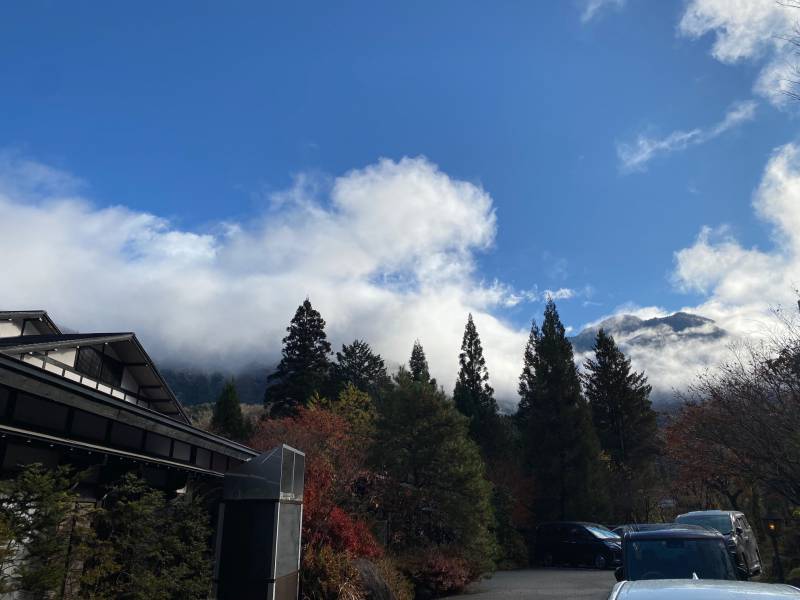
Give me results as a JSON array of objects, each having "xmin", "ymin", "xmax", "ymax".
[{"xmin": 535, "ymin": 521, "xmax": 622, "ymax": 569}]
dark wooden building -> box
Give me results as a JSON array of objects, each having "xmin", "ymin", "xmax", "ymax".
[{"xmin": 0, "ymin": 310, "xmax": 303, "ymax": 600}]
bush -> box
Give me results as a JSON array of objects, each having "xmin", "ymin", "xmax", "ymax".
[
  {"xmin": 404, "ymin": 549, "xmax": 472, "ymax": 598},
  {"xmin": 374, "ymin": 558, "xmax": 414, "ymax": 600},
  {"xmin": 327, "ymin": 507, "xmax": 383, "ymax": 558},
  {"xmin": 302, "ymin": 544, "xmax": 365, "ymax": 600}
]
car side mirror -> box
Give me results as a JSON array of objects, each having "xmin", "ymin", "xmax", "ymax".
[
  {"xmin": 615, "ymin": 567, "xmax": 624, "ymax": 582},
  {"xmin": 736, "ymin": 526, "xmax": 743, "ymax": 535}
]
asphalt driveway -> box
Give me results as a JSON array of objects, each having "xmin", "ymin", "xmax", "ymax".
[{"xmin": 447, "ymin": 568, "xmax": 616, "ymax": 600}]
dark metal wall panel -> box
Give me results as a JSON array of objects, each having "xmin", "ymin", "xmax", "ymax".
[
  {"xmin": 0, "ymin": 359, "xmax": 255, "ymax": 462},
  {"xmin": 71, "ymin": 410, "xmax": 108, "ymax": 441},
  {"xmin": 14, "ymin": 393, "xmax": 69, "ymax": 432},
  {"xmin": 144, "ymin": 432, "xmax": 171, "ymax": 457}
]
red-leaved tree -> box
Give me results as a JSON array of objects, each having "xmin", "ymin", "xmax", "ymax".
[{"xmin": 249, "ymin": 407, "xmax": 381, "ymax": 558}]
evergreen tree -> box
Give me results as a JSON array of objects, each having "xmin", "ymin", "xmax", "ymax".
[
  {"xmin": 211, "ymin": 379, "xmax": 249, "ymax": 441},
  {"xmin": 265, "ymin": 298, "xmax": 332, "ymax": 416},
  {"xmin": 79, "ymin": 473, "xmax": 212, "ymax": 600},
  {"xmin": 409, "ymin": 340, "xmax": 436, "ymax": 387},
  {"xmin": 331, "ymin": 339, "xmax": 390, "ymax": 399},
  {"xmin": 453, "ymin": 314, "xmax": 499, "ymax": 451},
  {"xmin": 583, "ymin": 329, "xmax": 659, "ymax": 521},
  {"xmin": 0, "ymin": 464, "xmax": 78, "ymax": 596},
  {"xmin": 371, "ymin": 370, "xmax": 497, "ymax": 575},
  {"xmin": 518, "ymin": 299, "xmax": 609, "ymax": 522}
]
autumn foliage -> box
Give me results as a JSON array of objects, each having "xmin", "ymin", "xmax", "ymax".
[{"xmin": 249, "ymin": 407, "xmax": 380, "ymax": 559}]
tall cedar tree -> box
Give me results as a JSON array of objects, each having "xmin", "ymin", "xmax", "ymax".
[
  {"xmin": 265, "ymin": 298, "xmax": 332, "ymax": 416},
  {"xmin": 583, "ymin": 329, "xmax": 658, "ymax": 467},
  {"xmin": 453, "ymin": 314, "xmax": 500, "ymax": 453},
  {"xmin": 211, "ymin": 379, "xmax": 249, "ymax": 441},
  {"xmin": 371, "ymin": 369, "xmax": 497, "ymax": 577},
  {"xmin": 409, "ymin": 340, "xmax": 436, "ymax": 387},
  {"xmin": 331, "ymin": 339, "xmax": 390, "ymax": 399},
  {"xmin": 583, "ymin": 329, "xmax": 659, "ymax": 521},
  {"xmin": 518, "ymin": 300, "xmax": 609, "ymax": 522}
]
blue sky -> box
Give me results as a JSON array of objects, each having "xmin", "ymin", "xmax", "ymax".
[{"xmin": 2, "ymin": 0, "xmax": 800, "ymax": 404}]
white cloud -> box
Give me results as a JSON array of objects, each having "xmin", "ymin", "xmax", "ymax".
[
  {"xmin": 0, "ymin": 154, "xmax": 576, "ymax": 411},
  {"xmin": 617, "ymin": 100, "xmax": 757, "ymax": 172},
  {"xmin": 590, "ymin": 143, "xmax": 800, "ymax": 404},
  {"xmin": 678, "ymin": 0, "xmax": 798, "ymax": 107},
  {"xmin": 580, "ymin": 0, "xmax": 626, "ymax": 24},
  {"xmin": 673, "ymin": 142, "xmax": 800, "ymax": 324}
]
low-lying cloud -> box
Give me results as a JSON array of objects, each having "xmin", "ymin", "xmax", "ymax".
[{"xmin": 0, "ymin": 154, "xmax": 565, "ymax": 410}]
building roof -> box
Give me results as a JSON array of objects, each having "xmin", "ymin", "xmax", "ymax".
[
  {"xmin": 0, "ymin": 331, "xmax": 189, "ymax": 423},
  {"xmin": 0, "ymin": 352, "xmax": 255, "ymax": 461},
  {"xmin": 0, "ymin": 333, "xmax": 133, "ymax": 350},
  {"xmin": 0, "ymin": 310, "xmax": 61, "ymax": 335}
]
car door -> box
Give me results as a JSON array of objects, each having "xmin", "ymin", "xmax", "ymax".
[
  {"xmin": 569, "ymin": 525, "xmax": 596, "ymax": 566},
  {"xmin": 737, "ymin": 516, "xmax": 760, "ymax": 572},
  {"xmin": 554, "ymin": 524, "xmax": 572, "ymax": 564}
]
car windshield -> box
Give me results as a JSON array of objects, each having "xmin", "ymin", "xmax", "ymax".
[
  {"xmin": 675, "ymin": 514, "xmax": 732, "ymax": 535},
  {"xmin": 585, "ymin": 525, "xmax": 619, "ymax": 540},
  {"xmin": 627, "ymin": 538, "xmax": 737, "ymax": 581}
]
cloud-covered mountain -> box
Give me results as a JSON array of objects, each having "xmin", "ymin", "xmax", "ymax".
[
  {"xmin": 570, "ymin": 311, "xmax": 726, "ymax": 354},
  {"xmin": 570, "ymin": 311, "xmax": 728, "ymax": 407}
]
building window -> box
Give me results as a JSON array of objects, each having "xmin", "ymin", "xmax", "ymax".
[{"xmin": 75, "ymin": 346, "xmax": 123, "ymax": 388}]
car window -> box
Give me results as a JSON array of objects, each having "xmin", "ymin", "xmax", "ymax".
[
  {"xmin": 675, "ymin": 514, "xmax": 733, "ymax": 534},
  {"xmin": 627, "ymin": 539, "xmax": 736, "ymax": 581},
  {"xmin": 569, "ymin": 527, "xmax": 588, "ymax": 540},
  {"xmin": 585, "ymin": 525, "xmax": 619, "ymax": 540}
]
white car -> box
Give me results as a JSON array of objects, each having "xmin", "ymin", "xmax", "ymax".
[{"xmin": 608, "ymin": 580, "xmax": 800, "ymax": 599}]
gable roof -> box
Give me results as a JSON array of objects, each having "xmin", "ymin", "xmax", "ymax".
[
  {"xmin": 0, "ymin": 310, "xmax": 61, "ymax": 335},
  {"xmin": 0, "ymin": 332, "xmax": 189, "ymax": 423}
]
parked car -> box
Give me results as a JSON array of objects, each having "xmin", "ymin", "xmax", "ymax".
[
  {"xmin": 608, "ymin": 580, "xmax": 800, "ymax": 599},
  {"xmin": 615, "ymin": 527, "xmax": 738, "ymax": 582},
  {"xmin": 675, "ymin": 510, "xmax": 762, "ymax": 578},
  {"xmin": 535, "ymin": 521, "xmax": 622, "ymax": 569}
]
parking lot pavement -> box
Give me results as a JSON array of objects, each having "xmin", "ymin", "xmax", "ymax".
[{"xmin": 447, "ymin": 568, "xmax": 616, "ymax": 600}]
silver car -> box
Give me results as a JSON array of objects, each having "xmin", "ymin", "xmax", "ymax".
[{"xmin": 608, "ymin": 580, "xmax": 800, "ymax": 599}]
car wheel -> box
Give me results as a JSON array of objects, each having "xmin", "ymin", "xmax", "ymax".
[
  {"xmin": 742, "ymin": 556, "xmax": 750, "ymax": 579},
  {"xmin": 542, "ymin": 552, "xmax": 554, "ymax": 567},
  {"xmin": 594, "ymin": 554, "xmax": 607, "ymax": 569}
]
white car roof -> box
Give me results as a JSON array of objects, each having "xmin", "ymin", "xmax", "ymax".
[{"xmin": 611, "ymin": 580, "xmax": 800, "ymax": 599}]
